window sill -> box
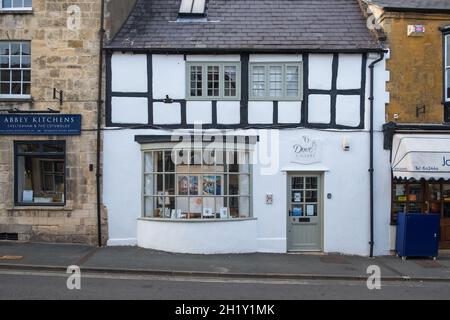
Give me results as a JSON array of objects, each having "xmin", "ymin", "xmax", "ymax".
[
  {"xmin": 10, "ymin": 205, "xmax": 72, "ymax": 211},
  {"xmin": 185, "ymin": 98, "xmax": 241, "ymax": 101},
  {"xmin": 139, "ymin": 217, "xmax": 256, "ymax": 223},
  {"xmin": 249, "ymin": 98, "xmax": 303, "ymax": 102},
  {"xmin": 0, "ymin": 9, "xmax": 33, "ymax": 14},
  {"xmin": 0, "ymin": 97, "xmax": 33, "ymax": 103}
]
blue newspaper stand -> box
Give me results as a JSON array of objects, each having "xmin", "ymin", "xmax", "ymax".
[{"xmin": 396, "ymin": 213, "xmax": 440, "ymax": 260}]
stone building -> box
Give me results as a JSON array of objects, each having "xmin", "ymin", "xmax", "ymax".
[
  {"xmin": 0, "ymin": 0, "xmax": 135, "ymax": 245},
  {"xmin": 360, "ymin": 0, "xmax": 450, "ymax": 250}
]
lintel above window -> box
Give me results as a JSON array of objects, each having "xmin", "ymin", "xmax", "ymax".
[
  {"xmin": 249, "ymin": 62, "xmax": 303, "ymax": 101},
  {"xmin": 186, "ymin": 62, "xmax": 241, "ymax": 100}
]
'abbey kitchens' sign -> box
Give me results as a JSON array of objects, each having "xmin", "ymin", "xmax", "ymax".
[
  {"xmin": 290, "ymin": 136, "xmax": 322, "ymax": 165},
  {"xmin": 0, "ymin": 114, "xmax": 82, "ymax": 135}
]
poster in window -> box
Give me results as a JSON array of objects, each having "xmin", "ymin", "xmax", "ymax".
[
  {"xmin": 306, "ymin": 205, "xmax": 315, "ymax": 216},
  {"xmin": 189, "ymin": 176, "xmax": 199, "ymax": 195},
  {"xmin": 203, "ymin": 176, "xmax": 221, "ymax": 195},
  {"xmin": 220, "ymin": 207, "xmax": 228, "ymax": 219},
  {"xmin": 203, "ymin": 176, "xmax": 215, "ymax": 195},
  {"xmin": 23, "ymin": 190, "xmax": 33, "ymax": 203},
  {"xmin": 178, "ymin": 176, "xmax": 188, "ymax": 195},
  {"xmin": 395, "ymin": 185, "xmax": 405, "ymax": 196}
]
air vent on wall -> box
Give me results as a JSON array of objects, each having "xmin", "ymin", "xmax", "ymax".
[{"xmin": 0, "ymin": 233, "xmax": 19, "ymax": 241}]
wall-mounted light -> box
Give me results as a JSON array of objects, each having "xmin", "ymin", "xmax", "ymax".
[{"xmin": 342, "ymin": 137, "xmax": 351, "ymax": 152}]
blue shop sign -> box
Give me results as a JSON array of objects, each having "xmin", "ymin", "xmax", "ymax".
[{"xmin": 0, "ymin": 114, "xmax": 82, "ymax": 136}]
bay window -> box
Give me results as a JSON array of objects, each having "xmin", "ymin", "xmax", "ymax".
[
  {"xmin": 250, "ymin": 63, "xmax": 303, "ymax": 100},
  {"xmin": 0, "ymin": 41, "xmax": 31, "ymax": 98},
  {"xmin": 143, "ymin": 147, "xmax": 251, "ymax": 220},
  {"xmin": 187, "ymin": 62, "xmax": 240, "ymax": 100}
]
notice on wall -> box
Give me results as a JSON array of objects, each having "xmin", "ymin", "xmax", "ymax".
[{"xmin": 294, "ymin": 193, "xmax": 301, "ymax": 202}]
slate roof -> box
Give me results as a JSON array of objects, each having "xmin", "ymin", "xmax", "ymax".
[
  {"xmin": 366, "ymin": 0, "xmax": 450, "ymax": 12},
  {"xmin": 107, "ymin": 0, "xmax": 381, "ymax": 51}
]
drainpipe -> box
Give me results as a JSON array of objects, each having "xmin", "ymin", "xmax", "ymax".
[
  {"xmin": 96, "ymin": 0, "xmax": 106, "ymax": 247},
  {"xmin": 369, "ymin": 51, "xmax": 385, "ymax": 258}
]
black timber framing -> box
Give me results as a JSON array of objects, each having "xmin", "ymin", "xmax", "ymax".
[{"xmin": 105, "ymin": 51, "xmax": 370, "ymax": 130}]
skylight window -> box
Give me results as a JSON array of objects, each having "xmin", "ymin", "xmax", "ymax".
[{"xmin": 179, "ymin": 0, "xmax": 206, "ymax": 16}]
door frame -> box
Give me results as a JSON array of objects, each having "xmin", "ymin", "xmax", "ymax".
[{"xmin": 286, "ymin": 172, "xmax": 324, "ymax": 252}]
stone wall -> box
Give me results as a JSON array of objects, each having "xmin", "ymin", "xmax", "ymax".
[
  {"xmin": 0, "ymin": 0, "xmax": 107, "ymax": 245},
  {"xmin": 381, "ymin": 11, "xmax": 450, "ymax": 123}
]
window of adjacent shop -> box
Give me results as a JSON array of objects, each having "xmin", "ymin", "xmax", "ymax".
[
  {"xmin": 186, "ymin": 62, "xmax": 241, "ymax": 100},
  {"xmin": 392, "ymin": 179, "xmax": 450, "ymax": 223},
  {"xmin": 445, "ymin": 34, "xmax": 450, "ymax": 122},
  {"xmin": 249, "ymin": 63, "xmax": 303, "ymax": 100},
  {"xmin": 14, "ymin": 141, "xmax": 66, "ymax": 206},
  {"xmin": 142, "ymin": 148, "xmax": 251, "ymax": 219},
  {"xmin": 445, "ymin": 34, "xmax": 449, "ymax": 102},
  {"xmin": 0, "ymin": 41, "xmax": 31, "ymax": 98},
  {"xmin": 0, "ymin": 0, "xmax": 32, "ymax": 11}
]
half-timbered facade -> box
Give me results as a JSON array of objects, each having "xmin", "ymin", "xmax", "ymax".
[{"xmin": 103, "ymin": 0, "xmax": 391, "ymax": 255}]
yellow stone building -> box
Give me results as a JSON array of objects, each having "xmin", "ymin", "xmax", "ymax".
[
  {"xmin": 360, "ymin": 1, "xmax": 450, "ymax": 250},
  {"xmin": 361, "ymin": 0, "xmax": 450, "ymax": 123}
]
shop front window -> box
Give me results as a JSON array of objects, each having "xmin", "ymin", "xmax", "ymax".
[
  {"xmin": 15, "ymin": 141, "xmax": 65, "ymax": 206},
  {"xmin": 143, "ymin": 148, "xmax": 251, "ymax": 220},
  {"xmin": 392, "ymin": 180, "xmax": 450, "ymax": 222}
]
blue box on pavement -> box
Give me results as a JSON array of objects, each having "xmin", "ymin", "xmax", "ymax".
[{"xmin": 396, "ymin": 213, "xmax": 440, "ymax": 259}]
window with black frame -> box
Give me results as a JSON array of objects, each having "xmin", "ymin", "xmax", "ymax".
[
  {"xmin": 445, "ymin": 34, "xmax": 450, "ymax": 122},
  {"xmin": 15, "ymin": 141, "xmax": 66, "ymax": 205}
]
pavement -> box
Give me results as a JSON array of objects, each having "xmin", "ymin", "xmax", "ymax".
[{"xmin": 1, "ymin": 242, "xmax": 450, "ymax": 282}]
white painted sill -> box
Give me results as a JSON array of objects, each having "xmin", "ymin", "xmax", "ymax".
[
  {"xmin": 138, "ymin": 217, "xmax": 257, "ymax": 223},
  {"xmin": 0, "ymin": 8, "xmax": 33, "ymax": 14},
  {"xmin": 9, "ymin": 206, "xmax": 73, "ymax": 211}
]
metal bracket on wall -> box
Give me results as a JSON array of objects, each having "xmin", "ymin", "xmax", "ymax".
[
  {"xmin": 53, "ymin": 88, "xmax": 64, "ymax": 106},
  {"xmin": 416, "ymin": 105, "xmax": 426, "ymax": 118}
]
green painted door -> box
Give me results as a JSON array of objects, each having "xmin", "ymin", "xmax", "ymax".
[{"xmin": 287, "ymin": 174, "xmax": 322, "ymax": 251}]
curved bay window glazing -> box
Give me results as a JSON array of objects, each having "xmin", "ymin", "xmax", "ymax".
[{"xmin": 143, "ymin": 148, "xmax": 251, "ymax": 220}]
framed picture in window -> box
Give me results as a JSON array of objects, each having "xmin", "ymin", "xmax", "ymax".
[
  {"xmin": 203, "ymin": 207, "xmax": 214, "ymax": 218},
  {"xmin": 178, "ymin": 176, "xmax": 189, "ymax": 195},
  {"xmin": 202, "ymin": 176, "xmax": 216, "ymax": 195},
  {"xmin": 220, "ymin": 207, "xmax": 228, "ymax": 219},
  {"xmin": 189, "ymin": 176, "xmax": 199, "ymax": 195}
]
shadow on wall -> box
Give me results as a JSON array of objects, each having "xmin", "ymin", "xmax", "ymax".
[{"xmin": 106, "ymin": 0, "xmax": 138, "ymax": 41}]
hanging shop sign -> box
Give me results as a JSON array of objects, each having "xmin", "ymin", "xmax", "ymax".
[
  {"xmin": 290, "ymin": 136, "xmax": 322, "ymax": 165},
  {"xmin": 0, "ymin": 114, "xmax": 82, "ymax": 136}
]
